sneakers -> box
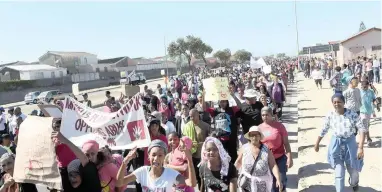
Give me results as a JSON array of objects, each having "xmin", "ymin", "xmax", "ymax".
[
  {"xmin": 349, "ymin": 177, "xmax": 359, "ymax": 192},
  {"xmin": 367, "ymin": 138, "xmax": 373, "ymax": 147}
]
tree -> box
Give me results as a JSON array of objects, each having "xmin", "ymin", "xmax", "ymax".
[
  {"xmin": 276, "ymin": 53, "xmax": 286, "ymax": 58},
  {"xmin": 167, "ymin": 35, "xmax": 213, "ymax": 68},
  {"xmin": 233, "ymin": 49, "xmax": 252, "ymax": 64},
  {"xmin": 359, "ymin": 21, "xmax": 366, "ymax": 32},
  {"xmin": 213, "ymin": 49, "xmax": 231, "ymax": 66},
  {"xmin": 168, "ymin": 38, "xmax": 192, "ymax": 67},
  {"xmin": 189, "ymin": 36, "xmax": 213, "ymax": 65}
]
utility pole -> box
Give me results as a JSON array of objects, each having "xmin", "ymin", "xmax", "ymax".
[{"xmin": 294, "ymin": 0, "xmax": 301, "ymax": 70}]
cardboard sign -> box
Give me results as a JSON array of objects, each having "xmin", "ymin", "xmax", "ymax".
[
  {"xmin": 13, "ymin": 116, "xmax": 62, "ymax": 190},
  {"xmin": 72, "ymin": 83, "xmax": 80, "ymax": 95},
  {"xmin": 38, "ymin": 105, "xmax": 62, "ymax": 118},
  {"xmin": 121, "ymin": 85, "xmax": 140, "ymax": 97},
  {"xmin": 60, "ymin": 94, "xmax": 151, "ymax": 150},
  {"xmin": 202, "ymin": 77, "xmax": 231, "ymax": 101},
  {"xmin": 161, "ymin": 69, "xmax": 165, "ymax": 76},
  {"xmin": 120, "ymin": 71, "xmax": 126, "ymax": 78}
]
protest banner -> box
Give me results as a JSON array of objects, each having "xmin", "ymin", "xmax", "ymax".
[
  {"xmin": 60, "ymin": 94, "xmax": 151, "ymax": 150},
  {"xmin": 263, "ymin": 65, "xmax": 272, "ymax": 74},
  {"xmin": 72, "ymin": 83, "xmax": 80, "ymax": 95},
  {"xmin": 38, "ymin": 104, "xmax": 62, "ymax": 118},
  {"xmin": 202, "ymin": 77, "xmax": 231, "ymax": 101},
  {"xmin": 250, "ymin": 57, "xmax": 268, "ymax": 69},
  {"xmin": 13, "ymin": 116, "xmax": 62, "ymax": 190}
]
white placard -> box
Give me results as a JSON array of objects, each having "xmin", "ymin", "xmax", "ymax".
[{"xmin": 72, "ymin": 83, "xmax": 80, "ymax": 95}]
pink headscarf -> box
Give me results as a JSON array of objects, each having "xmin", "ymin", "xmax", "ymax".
[
  {"xmin": 112, "ymin": 154, "xmax": 123, "ymax": 168},
  {"xmin": 82, "ymin": 140, "xmax": 100, "ymax": 152},
  {"xmin": 181, "ymin": 136, "xmax": 192, "ymax": 150}
]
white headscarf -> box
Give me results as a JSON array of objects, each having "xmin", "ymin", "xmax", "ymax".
[{"xmin": 198, "ymin": 137, "xmax": 231, "ymax": 177}]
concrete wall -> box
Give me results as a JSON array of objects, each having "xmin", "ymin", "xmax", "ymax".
[
  {"xmin": 0, "ymin": 67, "xmax": 191, "ymax": 105},
  {"xmin": 0, "ymin": 79, "xmax": 113, "ymax": 105}
]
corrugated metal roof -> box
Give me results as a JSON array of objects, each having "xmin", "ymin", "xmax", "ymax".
[{"xmin": 5, "ymin": 64, "xmax": 60, "ymax": 71}]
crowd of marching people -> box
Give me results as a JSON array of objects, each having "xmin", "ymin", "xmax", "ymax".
[
  {"xmin": 0, "ymin": 60, "xmax": 301, "ymax": 192},
  {"xmin": 301, "ymin": 55, "xmax": 381, "ymax": 192}
]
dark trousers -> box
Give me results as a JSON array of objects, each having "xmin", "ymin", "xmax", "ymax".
[
  {"xmin": 60, "ymin": 167, "xmax": 74, "ymax": 191},
  {"xmin": 272, "ymin": 155, "xmax": 288, "ymax": 192},
  {"xmin": 193, "ymin": 157, "xmax": 201, "ymax": 186},
  {"xmin": 276, "ymin": 103, "xmax": 283, "ymax": 119}
]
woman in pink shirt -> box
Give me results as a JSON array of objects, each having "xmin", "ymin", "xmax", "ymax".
[
  {"xmin": 258, "ymin": 106, "xmax": 293, "ymax": 192},
  {"xmin": 52, "ymin": 119, "xmax": 77, "ymax": 191},
  {"xmin": 181, "ymin": 87, "xmax": 190, "ymax": 104}
]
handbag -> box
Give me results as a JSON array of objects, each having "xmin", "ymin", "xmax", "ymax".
[{"xmin": 238, "ymin": 144, "xmax": 264, "ymax": 192}]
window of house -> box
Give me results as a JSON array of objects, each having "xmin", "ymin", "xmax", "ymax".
[
  {"xmin": 59, "ymin": 71, "xmax": 63, "ymax": 77},
  {"xmin": 51, "ymin": 71, "xmax": 55, "ymax": 78},
  {"xmin": 96, "ymin": 68, "xmax": 100, "ymax": 72},
  {"xmin": 84, "ymin": 57, "xmax": 88, "ymax": 65},
  {"xmin": 104, "ymin": 67, "xmax": 108, "ymax": 72}
]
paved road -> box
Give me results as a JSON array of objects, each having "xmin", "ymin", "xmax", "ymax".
[
  {"xmin": 297, "ymin": 73, "xmax": 382, "ymax": 191},
  {"xmin": 2, "ymin": 78, "xmax": 166, "ymax": 115}
]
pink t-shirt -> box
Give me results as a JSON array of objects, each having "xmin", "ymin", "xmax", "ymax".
[
  {"xmin": 144, "ymin": 135, "xmax": 168, "ymax": 165},
  {"xmin": 181, "ymin": 93, "xmax": 189, "ymax": 103},
  {"xmin": 170, "ymin": 148, "xmax": 188, "ymax": 178},
  {"xmin": 98, "ymin": 162, "xmax": 119, "ymax": 192},
  {"xmin": 55, "ymin": 144, "xmax": 76, "ymax": 168},
  {"xmin": 366, "ymin": 62, "xmax": 373, "ymax": 71},
  {"xmin": 259, "ymin": 122, "xmax": 288, "ymax": 159}
]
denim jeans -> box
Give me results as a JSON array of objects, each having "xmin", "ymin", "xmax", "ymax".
[
  {"xmin": 373, "ymin": 67, "xmax": 380, "ymax": 83},
  {"xmin": 323, "ymin": 69, "xmax": 327, "ymax": 79},
  {"xmin": 272, "ymin": 154, "xmax": 288, "ymax": 192},
  {"xmin": 334, "ymin": 90, "xmax": 343, "ymax": 95},
  {"xmin": 334, "ymin": 160, "xmax": 359, "ymax": 192}
]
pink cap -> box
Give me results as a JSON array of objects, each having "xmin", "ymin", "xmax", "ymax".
[
  {"xmin": 82, "ymin": 140, "xmax": 99, "ymax": 152},
  {"xmin": 181, "ymin": 136, "xmax": 192, "ymax": 150}
]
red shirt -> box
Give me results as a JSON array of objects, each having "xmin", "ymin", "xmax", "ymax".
[
  {"xmin": 259, "ymin": 122, "xmax": 288, "ymax": 159},
  {"xmin": 56, "ymin": 143, "xmax": 77, "ymax": 168},
  {"xmin": 205, "ymin": 106, "xmax": 240, "ymax": 117}
]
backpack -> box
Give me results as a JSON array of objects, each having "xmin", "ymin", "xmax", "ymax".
[{"xmin": 214, "ymin": 113, "xmax": 231, "ymax": 138}]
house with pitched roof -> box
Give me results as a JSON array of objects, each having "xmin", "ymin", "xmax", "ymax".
[
  {"xmin": 38, "ymin": 51, "xmax": 98, "ymax": 73},
  {"xmin": 95, "ymin": 56, "xmax": 136, "ymax": 72},
  {"xmin": 336, "ymin": 27, "xmax": 381, "ymax": 64}
]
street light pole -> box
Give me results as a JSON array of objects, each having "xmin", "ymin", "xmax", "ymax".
[
  {"xmin": 164, "ymin": 36, "xmax": 169, "ymax": 77},
  {"xmin": 294, "ymin": 0, "xmax": 301, "ymax": 70}
]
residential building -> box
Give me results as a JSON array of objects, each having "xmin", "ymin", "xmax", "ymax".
[
  {"xmin": 337, "ymin": 27, "xmax": 381, "ymax": 65},
  {"xmin": 94, "ymin": 56, "xmax": 136, "ymax": 72},
  {"xmin": 38, "ymin": 51, "xmax": 97, "ymax": 73},
  {"xmin": 131, "ymin": 57, "xmax": 176, "ymax": 71},
  {"xmin": 0, "ymin": 64, "xmax": 67, "ymax": 81}
]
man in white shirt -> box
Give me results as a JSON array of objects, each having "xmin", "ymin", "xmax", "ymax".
[
  {"xmin": 160, "ymin": 111, "xmax": 176, "ymax": 136},
  {"xmin": 0, "ymin": 107, "xmax": 6, "ymax": 135},
  {"xmin": 373, "ymin": 56, "xmax": 380, "ymax": 83}
]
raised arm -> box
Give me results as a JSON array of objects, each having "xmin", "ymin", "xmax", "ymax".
[{"xmin": 116, "ymin": 148, "xmax": 137, "ymax": 187}]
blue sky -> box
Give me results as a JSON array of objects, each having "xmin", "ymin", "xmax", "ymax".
[{"xmin": 0, "ymin": 1, "xmax": 380, "ymax": 63}]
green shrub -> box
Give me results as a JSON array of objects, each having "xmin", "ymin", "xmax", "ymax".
[{"xmin": 0, "ymin": 80, "xmax": 37, "ymax": 91}]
